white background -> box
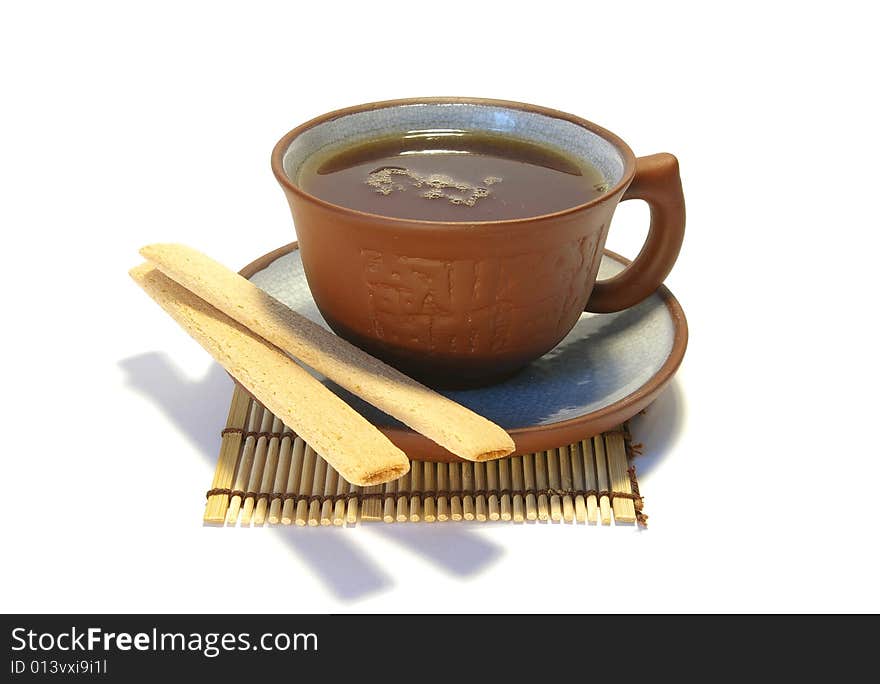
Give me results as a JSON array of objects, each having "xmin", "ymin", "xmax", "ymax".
[{"xmin": 2, "ymin": 1, "xmax": 878, "ymax": 613}]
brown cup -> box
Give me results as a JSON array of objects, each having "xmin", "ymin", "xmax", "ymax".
[{"xmin": 272, "ymin": 98, "xmax": 685, "ymax": 388}]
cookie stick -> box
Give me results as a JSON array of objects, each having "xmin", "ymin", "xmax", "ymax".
[
  {"xmin": 139, "ymin": 243, "xmax": 515, "ymax": 462},
  {"xmin": 130, "ymin": 264, "xmax": 409, "ymax": 486}
]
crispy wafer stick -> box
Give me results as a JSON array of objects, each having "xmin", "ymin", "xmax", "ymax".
[
  {"xmin": 140, "ymin": 243, "xmax": 514, "ymax": 462},
  {"xmin": 130, "ymin": 264, "xmax": 409, "ymax": 486}
]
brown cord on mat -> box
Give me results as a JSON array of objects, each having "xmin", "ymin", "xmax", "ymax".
[
  {"xmin": 208, "ymin": 489, "xmax": 248, "ymax": 500},
  {"xmin": 206, "ymin": 486, "xmax": 643, "ymax": 504},
  {"xmin": 620, "ymin": 422, "xmax": 648, "ymax": 527},
  {"xmin": 221, "ymin": 428, "xmax": 296, "ymax": 440},
  {"xmin": 627, "ymin": 465, "xmax": 648, "ymax": 527}
]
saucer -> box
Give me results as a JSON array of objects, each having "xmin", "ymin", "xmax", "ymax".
[{"xmin": 241, "ymin": 243, "xmax": 687, "ymax": 461}]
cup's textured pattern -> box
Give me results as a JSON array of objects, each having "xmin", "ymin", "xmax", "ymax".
[
  {"xmin": 250, "ymin": 250, "xmax": 675, "ymax": 429},
  {"xmin": 359, "ymin": 233, "xmax": 602, "ymax": 355}
]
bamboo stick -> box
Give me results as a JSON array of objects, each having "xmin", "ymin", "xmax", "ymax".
[
  {"xmin": 593, "ymin": 435, "xmax": 612, "ymax": 525},
  {"xmin": 240, "ymin": 406, "xmax": 273, "ymax": 525},
  {"xmin": 499, "ymin": 458, "xmax": 512, "ymax": 521},
  {"xmin": 559, "ymin": 445, "xmax": 575, "ymax": 523},
  {"xmin": 450, "ymin": 462, "xmax": 463, "ymax": 521},
  {"xmin": 436, "ymin": 463, "xmax": 449, "ymax": 522},
  {"xmin": 606, "ymin": 431, "xmax": 637, "ymax": 524},
  {"xmin": 423, "ymin": 462, "xmax": 436, "ymax": 522},
  {"xmin": 395, "ymin": 470, "xmax": 410, "ymax": 522},
  {"xmin": 211, "ymin": 417, "xmax": 644, "ymax": 529},
  {"xmin": 294, "ymin": 444, "xmax": 317, "ymax": 526},
  {"xmin": 307, "ymin": 451, "xmax": 327, "ymax": 526},
  {"xmin": 474, "ymin": 461, "xmax": 488, "ymax": 522},
  {"xmin": 383, "ymin": 475, "xmax": 397, "ymax": 523},
  {"xmin": 462, "ymin": 461, "xmax": 475, "ymax": 521},
  {"xmin": 254, "ymin": 416, "xmax": 283, "ymax": 525},
  {"xmin": 409, "ymin": 461, "xmax": 422, "ymax": 522},
  {"xmin": 523, "ymin": 452, "xmax": 537, "ymax": 521},
  {"xmin": 511, "ymin": 456, "xmax": 525, "ymax": 523},
  {"xmin": 225, "ymin": 403, "xmax": 264, "ymax": 524},
  {"xmin": 346, "ymin": 484, "xmax": 360, "ymax": 524},
  {"xmin": 360, "ymin": 484, "xmax": 383, "ymax": 522},
  {"xmin": 547, "ymin": 448, "xmax": 562, "ymax": 522},
  {"xmin": 281, "ymin": 436, "xmax": 306, "ymax": 525},
  {"xmin": 268, "ymin": 431, "xmax": 293, "ymax": 524},
  {"xmin": 333, "ymin": 474, "xmax": 347, "ymax": 525},
  {"xmin": 535, "ymin": 451, "xmax": 550, "ymax": 521},
  {"xmin": 581, "ymin": 439, "xmax": 599, "ymax": 524},
  {"xmin": 205, "ymin": 387, "xmax": 251, "ymax": 523},
  {"xmin": 320, "ymin": 464, "xmax": 338, "ymax": 526},
  {"xmin": 570, "ymin": 444, "xmax": 587, "ymax": 523},
  {"xmin": 487, "ymin": 460, "xmax": 500, "ymax": 521}
]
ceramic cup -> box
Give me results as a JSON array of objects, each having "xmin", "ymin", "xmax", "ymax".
[{"xmin": 272, "ymin": 98, "xmax": 685, "ymax": 387}]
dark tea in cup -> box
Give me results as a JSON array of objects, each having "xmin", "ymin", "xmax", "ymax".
[{"xmin": 297, "ymin": 130, "xmax": 609, "ymax": 222}]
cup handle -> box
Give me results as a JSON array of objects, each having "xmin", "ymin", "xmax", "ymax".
[{"xmin": 585, "ymin": 153, "xmax": 686, "ymax": 313}]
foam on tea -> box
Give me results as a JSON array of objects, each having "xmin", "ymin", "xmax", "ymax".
[{"xmin": 297, "ymin": 130, "xmax": 609, "ymax": 221}]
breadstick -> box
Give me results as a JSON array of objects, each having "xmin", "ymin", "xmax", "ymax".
[
  {"xmin": 130, "ymin": 263, "xmax": 409, "ymax": 486},
  {"xmin": 139, "ymin": 243, "xmax": 515, "ymax": 462}
]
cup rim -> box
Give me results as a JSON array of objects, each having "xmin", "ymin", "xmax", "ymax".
[{"xmin": 271, "ymin": 97, "xmax": 637, "ymax": 227}]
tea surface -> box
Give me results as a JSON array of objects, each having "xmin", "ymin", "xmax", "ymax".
[{"xmin": 297, "ymin": 130, "xmax": 608, "ymax": 221}]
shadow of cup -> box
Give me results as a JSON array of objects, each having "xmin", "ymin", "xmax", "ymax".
[{"xmin": 628, "ymin": 379, "xmax": 685, "ymax": 477}]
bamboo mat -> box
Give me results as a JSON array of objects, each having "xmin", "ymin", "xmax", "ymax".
[{"xmin": 205, "ymin": 385, "xmax": 647, "ymax": 527}]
